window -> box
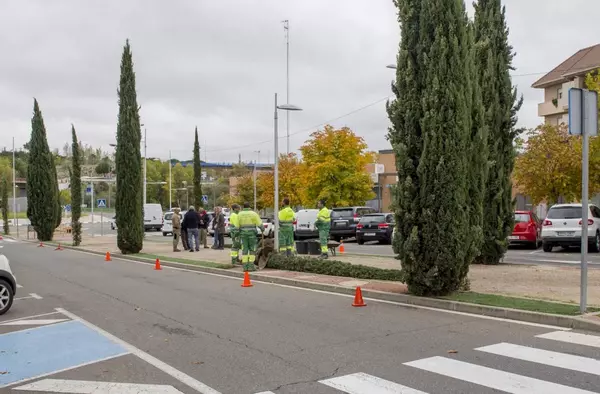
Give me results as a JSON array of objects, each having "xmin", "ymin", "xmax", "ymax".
[
  {"xmin": 514, "ymin": 213, "xmax": 530, "ymax": 223},
  {"xmin": 591, "ymin": 206, "xmax": 600, "ymax": 218},
  {"xmin": 547, "ymin": 206, "xmax": 582, "ymax": 219},
  {"xmin": 558, "ymin": 87, "xmax": 563, "ymax": 100}
]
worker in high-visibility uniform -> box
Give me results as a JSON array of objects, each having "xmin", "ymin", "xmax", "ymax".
[
  {"xmin": 278, "ymin": 197, "xmax": 295, "ymax": 256},
  {"xmin": 238, "ymin": 202, "xmax": 263, "ymax": 271},
  {"xmin": 228, "ymin": 204, "xmax": 241, "ymax": 265},
  {"xmin": 315, "ymin": 200, "xmax": 331, "ymax": 259}
]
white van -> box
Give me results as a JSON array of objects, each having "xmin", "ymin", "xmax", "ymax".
[
  {"xmin": 144, "ymin": 203, "xmax": 163, "ymax": 231},
  {"xmin": 294, "ymin": 209, "xmax": 319, "ymax": 240},
  {"xmin": 161, "ymin": 210, "xmax": 182, "ymax": 236}
]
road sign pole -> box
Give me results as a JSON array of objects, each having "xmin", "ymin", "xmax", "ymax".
[
  {"xmin": 581, "ymin": 95, "xmax": 589, "ymax": 315},
  {"xmin": 91, "ymin": 182, "xmax": 94, "ymax": 238}
]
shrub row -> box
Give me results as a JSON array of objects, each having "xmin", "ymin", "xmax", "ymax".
[{"xmin": 266, "ymin": 254, "xmax": 404, "ymax": 282}]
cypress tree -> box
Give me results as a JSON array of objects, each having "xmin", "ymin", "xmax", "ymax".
[
  {"xmin": 115, "ymin": 40, "xmax": 144, "ymax": 254},
  {"xmin": 27, "ymin": 99, "xmax": 60, "ymax": 241},
  {"xmin": 1, "ymin": 177, "xmax": 8, "ymax": 235},
  {"xmin": 473, "ymin": 0, "xmax": 523, "ymax": 265},
  {"xmin": 193, "ymin": 127, "xmax": 203, "ymax": 208},
  {"xmin": 71, "ymin": 125, "xmax": 82, "ymax": 246},
  {"xmin": 388, "ymin": 0, "xmax": 473, "ymax": 295}
]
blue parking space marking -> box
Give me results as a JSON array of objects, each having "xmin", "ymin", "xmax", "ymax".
[{"xmin": 0, "ymin": 320, "xmax": 128, "ymax": 387}]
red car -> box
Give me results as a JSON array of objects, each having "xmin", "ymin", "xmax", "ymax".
[{"xmin": 509, "ymin": 210, "xmax": 542, "ymax": 249}]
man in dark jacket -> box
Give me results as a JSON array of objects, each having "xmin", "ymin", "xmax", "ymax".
[
  {"xmin": 181, "ymin": 210, "xmax": 189, "ymax": 251},
  {"xmin": 184, "ymin": 206, "xmax": 200, "ymax": 252},
  {"xmin": 216, "ymin": 207, "xmax": 225, "ymax": 250},
  {"xmin": 198, "ymin": 209, "xmax": 210, "ymax": 249}
]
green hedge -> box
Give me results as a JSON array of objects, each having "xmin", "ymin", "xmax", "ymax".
[{"xmin": 266, "ymin": 254, "xmax": 404, "ymax": 281}]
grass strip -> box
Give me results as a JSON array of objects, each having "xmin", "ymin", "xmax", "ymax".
[
  {"xmin": 135, "ymin": 253, "xmax": 235, "ymax": 269},
  {"xmin": 443, "ymin": 291, "xmax": 600, "ymax": 316}
]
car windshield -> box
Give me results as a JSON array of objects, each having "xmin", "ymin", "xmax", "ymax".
[
  {"xmin": 514, "ymin": 213, "xmax": 530, "ymax": 223},
  {"xmin": 547, "ymin": 207, "xmax": 582, "ymax": 219},
  {"xmin": 359, "ymin": 215, "xmax": 386, "ymax": 224},
  {"xmin": 331, "ymin": 209, "xmax": 353, "ymax": 218}
]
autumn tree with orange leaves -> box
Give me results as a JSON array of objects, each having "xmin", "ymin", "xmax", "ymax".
[
  {"xmin": 257, "ymin": 153, "xmax": 306, "ymax": 209},
  {"xmin": 300, "ymin": 125, "xmax": 375, "ymax": 207}
]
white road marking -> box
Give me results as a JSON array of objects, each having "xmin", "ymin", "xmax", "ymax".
[
  {"xmin": 476, "ymin": 342, "xmax": 600, "ymax": 375},
  {"xmin": 405, "ymin": 356, "xmax": 596, "ymax": 394},
  {"xmin": 1, "ymin": 318, "xmax": 68, "ymax": 326},
  {"xmin": 16, "ymin": 284, "xmax": 23, "ymax": 288},
  {"xmin": 56, "ymin": 308, "xmax": 222, "ymax": 394},
  {"xmin": 1, "ymin": 238, "xmax": 17, "ymax": 243},
  {"xmin": 3, "ymin": 353, "xmax": 129, "ymax": 389},
  {"xmin": 0, "ymin": 311, "xmax": 61, "ymax": 324},
  {"xmin": 14, "ymin": 379, "xmax": 184, "ymax": 393},
  {"xmin": 254, "ymin": 392, "xmax": 276, "ymax": 394},
  {"xmin": 58, "ymin": 247, "xmax": 573, "ymax": 331},
  {"xmin": 537, "ymin": 330, "xmax": 600, "ymax": 348},
  {"xmin": 31, "ymin": 292, "xmax": 43, "ymax": 299},
  {"xmin": 320, "ymin": 372, "xmax": 428, "ymax": 393}
]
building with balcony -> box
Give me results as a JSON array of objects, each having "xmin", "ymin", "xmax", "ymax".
[{"xmin": 532, "ymin": 44, "xmax": 600, "ymax": 126}]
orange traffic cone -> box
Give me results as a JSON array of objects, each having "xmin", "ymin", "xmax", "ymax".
[
  {"xmin": 154, "ymin": 258, "xmax": 162, "ymax": 271},
  {"xmin": 339, "ymin": 241, "xmax": 345, "ymax": 254},
  {"xmin": 241, "ymin": 271, "xmax": 253, "ymax": 288},
  {"xmin": 38, "ymin": 242, "xmax": 44, "ymax": 247},
  {"xmin": 105, "ymin": 252, "xmax": 112, "ymax": 261},
  {"xmin": 55, "ymin": 243, "xmax": 64, "ymax": 251},
  {"xmin": 352, "ymin": 287, "xmax": 366, "ymax": 307}
]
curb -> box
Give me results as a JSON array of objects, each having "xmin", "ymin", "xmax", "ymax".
[{"xmin": 19, "ymin": 239, "xmax": 600, "ymax": 333}]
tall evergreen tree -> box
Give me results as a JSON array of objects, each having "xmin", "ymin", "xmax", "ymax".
[
  {"xmin": 27, "ymin": 99, "xmax": 60, "ymax": 241},
  {"xmin": 71, "ymin": 125, "xmax": 82, "ymax": 246},
  {"xmin": 1, "ymin": 177, "xmax": 8, "ymax": 235},
  {"xmin": 387, "ymin": 0, "xmax": 473, "ymax": 295},
  {"xmin": 473, "ymin": 0, "xmax": 523, "ymax": 264},
  {"xmin": 115, "ymin": 40, "xmax": 144, "ymax": 254},
  {"xmin": 193, "ymin": 127, "xmax": 203, "ymax": 208}
]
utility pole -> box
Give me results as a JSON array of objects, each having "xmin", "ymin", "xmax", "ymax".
[
  {"xmin": 143, "ymin": 128, "xmax": 147, "ymax": 205},
  {"xmin": 169, "ymin": 150, "xmax": 172, "ymax": 210},
  {"xmin": 253, "ymin": 150, "xmax": 260, "ymax": 211},
  {"xmin": 12, "ymin": 137, "xmax": 17, "ymax": 237},
  {"xmin": 283, "ymin": 20, "xmax": 290, "ymax": 155}
]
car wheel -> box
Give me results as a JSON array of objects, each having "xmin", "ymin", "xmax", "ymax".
[
  {"xmin": 162, "ymin": 232, "xmax": 168, "ymax": 237},
  {"xmin": 530, "ymin": 234, "xmax": 539, "ymax": 250},
  {"xmin": 542, "ymin": 242, "xmax": 553, "ymax": 253},
  {"xmin": 590, "ymin": 232, "xmax": 600, "ymax": 253},
  {"xmin": 333, "ymin": 236, "xmax": 341, "ymax": 242},
  {"xmin": 357, "ymin": 238, "xmax": 364, "ymax": 245},
  {"xmin": 0, "ymin": 279, "xmax": 14, "ymax": 316}
]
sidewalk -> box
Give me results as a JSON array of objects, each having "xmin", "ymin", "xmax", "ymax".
[{"xmin": 20, "ymin": 232, "xmax": 600, "ymax": 306}]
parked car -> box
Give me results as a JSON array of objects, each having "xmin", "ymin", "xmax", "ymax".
[
  {"xmin": 294, "ymin": 209, "xmax": 319, "ymax": 240},
  {"xmin": 209, "ymin": 212, "xmax": 230, "ymax": 236},
  {"xmin": 0, "ymin": 254, "xmax": 17, "ymax": 315},
  {"xmin": 110, "ymin": 215, "xmax": 117, "ymax": 230},
  {"xmin": 541, "ymin": 203, "xmax": 600, "ymax": 253},
  {"xmin": 161, "ymin": 211, "xmax": 183, "ymax": 236},
  {"xmin": 509, "ymin": 210, "xmax": 542, "ymax": 249},
  {"xmin": 356, "ymin": 213, "xmax": 395, "ymax": 245},
  {"xmin": 144, "ymin": 203, "xmax": 164, "ymax": 232},
  {"xmin": 261, "ymin": 217, "xmax": 274, "ymax": 238},
  {"xmin": 329, "ymin": 206, "xmax": 378, "ymax": 241}
]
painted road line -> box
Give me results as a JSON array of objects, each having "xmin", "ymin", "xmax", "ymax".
[
  {"xmin": 71, "ymin": 249, "xmax": 570, "ymax": 331},
  {"xmin": 0, "ymin": 320, "xmax": 129, "ymax": 388},
  {"xmin": 537, "ymin": 330, "xmax": 600, "ymax": 348},
  {"xmin": 14, "ymin": 293, "xmax": 43, "ymax": 301},
  {"xmin": 14, "ymin": 379, "xmax": 184, "ymax": 393},
  {"xmin": 1, "ymin": 318, "xmax": 69, "ymax": 326},
  {"xmin": 57, "ymin": 308, "xmax": 223, "ymax": 394},
  {"xmin": 320, "ymin": 372, "xmax": 429, "ymax": 394},
  {"xmin": 16, "ymin": 284, "xmax": 23, "ymax": 288},
  {"xmin": 254, "ymin": 392, "xmax": 276, "ymax": 394},
  {"xmin": 476, "ymin": 342, "xmax": 600, "ymax": 376},
  {"xmin": 405, "ymin": 356, "xmax": 596, "ymax": 394},
  {"xmin": 31, "ymin": 293, "xmax": 43, "ymax": 299},
  {"xmin": 0, "ymin": 311, "xmax": 61, "ymax": 324}
]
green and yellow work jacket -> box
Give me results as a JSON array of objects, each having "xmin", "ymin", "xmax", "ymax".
[{"xmin": 278, "ymin": 206, "xmax": 295, "ymax": 228}]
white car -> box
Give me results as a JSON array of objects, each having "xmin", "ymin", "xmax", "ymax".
[
  {"xmin": 0, "ymin": 254, "xmax": 17, "ymax": 315},
  {"xmin": 541, "ymin": 203, "xmax": 600, "ymax": 253},
  {"xmin": 161, "ymin": 211, "xmax": 182, "ymax": 236},
  {"xmin": 260, "ymin": 217, "xmax": 274, "ymax": 238}
]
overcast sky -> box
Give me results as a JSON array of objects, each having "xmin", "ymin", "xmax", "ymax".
[{"xmin": 0, "ymin": 0, "xmax": 597, "ymax": 164}]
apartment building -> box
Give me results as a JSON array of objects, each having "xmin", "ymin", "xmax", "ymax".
[{"xmin": 532, "ymin": 44, "xmax": 600, "ymax": 126}]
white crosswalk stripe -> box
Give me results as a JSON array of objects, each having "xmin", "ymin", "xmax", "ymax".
[
  {"xmin": 537, "ymin": 330, "xmax": 600, "ymax": 348},
  {"xmin": 404, "ymin": 356, "xmax": 597, "ymax": 394},
  {"xmin": 476, "ymin": 342, "xmax": 600, "ymax": 376},
  {"xmin": 320, "ymin": 372, "xmax": 428, "ymax": 394}
]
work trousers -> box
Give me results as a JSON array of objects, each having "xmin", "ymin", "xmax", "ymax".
[
  {"xmin": 278, "ymin": 225, "xmax": 295, "ymax": 256},
  {"xmin": 316, "ymin": 222, "xmax": 330, "ymax": 255},
  {"xmin": 230, "ymin": 229, "xmax": 241, "ymax": 264},
  {"xmin": 173, "ymin": 228, "xmax": 181, "ymax": 251},
  {"xmin": 240, "ymin": 228, "xmax": 257, "ymax": 272}
]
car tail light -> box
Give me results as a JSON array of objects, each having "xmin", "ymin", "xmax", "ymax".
[
  {"xmin": 378, "ymin": 223, "xmax": 389, "ymax": 229},
  {"xmin": 579, "ymin": 219, "xmax": 594, "ymax": 225},
  {"xmin": 543, "ymin": 220, "xmax": 553, "ymax": 226},
  {"xmin": 353, "ymin": 213, "xmax": 360, "ymax": 222},
  {"xmin": 357, "ymin": 224, "xmax": 364, "ymax": 229}
]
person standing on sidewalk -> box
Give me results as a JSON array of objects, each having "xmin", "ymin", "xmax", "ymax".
[
  {"xmin": 212, "ymin": 206, "xmax": 220, "ymax": 249},
  {"xmin": 184, "ymin": 206, "xmax": 200, "ymax": 252},
  {"xmin": 181, "ymin": 211, "xmax": 189, "ymax": 251},
  {"xmin": 198, "ymin": 208, "xmax": 210, "ymax": 249},
  {"xmin": 278, "ymin": 197, "xmax": 295, "ymax": 256},
  {"xmin": 229, "ymin": 204, "xmax": 241, "ymax": 264},
  {"xmin": 238, "ymin": 202, "xmax": 262, "ymax": 271},
  {"xmin": 216, "ymin": 206, "xmax": 225, "ymax": 250},
  {"xmin": 172, "ymin": 207, "xmax": 182, "ymax": 252},
  {"xmin": 315, "ymin": 200, "xmax": 331, "ymax": 259}
]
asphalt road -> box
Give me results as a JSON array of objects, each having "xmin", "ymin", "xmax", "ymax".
[{"xmin": 1, "ymin": 238, "xmax": 600, "ymax": 393}]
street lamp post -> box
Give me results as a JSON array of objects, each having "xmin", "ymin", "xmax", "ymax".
[
  {"xmin": 253, "ymin": 150, "xmax": 260, "ymax": 211},
  {"xmin": 169, "ymin": 151, "xmax": 172, "ymax": 210},
  {"xmin": 273, "ymin": 93, "xmax": 302, "ymax": 254},
  {"xmin": 12, "ymin": 137, "xmax": 17, "ymax": 237},
  {"xmin": 143, "ymin": 127, "xmax": 147, "ymax": 205}
]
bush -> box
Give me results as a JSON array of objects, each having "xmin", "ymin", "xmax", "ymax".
[{"xmin": 266, "ymin": 254, "xmax": 404, "ymax": 281}]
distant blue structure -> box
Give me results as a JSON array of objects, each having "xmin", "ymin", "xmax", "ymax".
[{"xmin": 174, "ymin": 160, "xmax": 272, "ymax": 170}]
